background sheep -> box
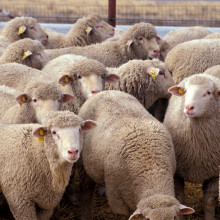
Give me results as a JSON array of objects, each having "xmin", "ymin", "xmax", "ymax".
[
  {"xmin": 0, "ymin": 38, "xmax": 50, "ymax": 69},
  {"xmin": 0, "ymin": 111, "xmax": 96, "ymax": 219},
  {"xmin": 105, "ymin": 59, "xmax": 174, "ymax": 110},
  {"xmin": 165, "ymin": 39, "xmax": 220, "ymax": 84},
  {"xmin": 203, "ymin": 32, "xmax": 220, "ymax": 39},
  {"xmin": 78, "ymin": 90, "xmax": 194, "ymax": 220},
  {"xmin": 203, "ymin": 65, "xmax": 220, "ymax": 79},
  {"xmin": 163, "ymin": 73, "xmax": 220, "ymax": 220},
  {"xmin": 163, "ymin": 26, "xmax": 212, "ymax": 50},
  {"xmin": 0, "ymin": 82, "xmax": 74, "ymax": 124},
  {"xmin": 1, "ymin": 16, "xmax": 48, "ymax": 46},
  {"xmin": 45, "ymin": 15, "xmax": 115, "ymax": 49},
  {"xmin": 45, "ymin": 22, "xmax": 161, "ymax": 67}
]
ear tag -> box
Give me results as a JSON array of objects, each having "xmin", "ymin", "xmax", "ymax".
[
  {"xmin": 19, "ymin": 103, "xmax": 22, "ymax": 107},
  {"xmin": 18, "ymin": 26, "xmax": 26, "ymax": 35},
  {"xmin": 125, "ymin": 42, "xmax": 129, "ymax": 47},
  {"xmin": 22, "ymin": 51, "xmax": 32, "ymax": 60},
  {"xmin": 134, "ymin": 214, "xmax": 140, "ymax": 218},
  {"xmin": 150, "ymin": 70, "xmax": 157, "ymax": 80},
  {"xmin": 179, "ymin": 88, "xmax": 184, "ymax": 94},
  {"xmin": 39, "ymin": 129, "xmax": 44, "ymax": 136},
  {"xmin": 22, "ymin": 96, "xmax": 26, "ymax": 102},
  {"xmin": 38, "ymin": 138, "xmax": 44, "ymax": 142},
  {"xmin": 64, "ymin": 76, "xmax": 69, "ymax": 83},
  {"xmin": 85, "ymin": 29, "xmax": 89, "ymax": 36}
]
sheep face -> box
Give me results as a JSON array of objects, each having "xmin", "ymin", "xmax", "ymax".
[
  {"xmin": 168, "ymin": 75, "xmax": 220, "ymax": 118},
  {"xmin": 93, "ymin": 20, "xmax": 115, "ymax": 41},
  {"xmin": 144, "ymin": 37, "xmax": 160, "ymax": 59}
]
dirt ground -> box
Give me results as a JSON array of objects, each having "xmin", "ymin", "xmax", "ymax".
[{"xmin": 1, "ymin": 181, "xmax": 219, "ymax": 220}]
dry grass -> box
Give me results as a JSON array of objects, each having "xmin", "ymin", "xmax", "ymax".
[{"xmin": 1, "ymin": 0, "xmax": 220, "ymax": 26}]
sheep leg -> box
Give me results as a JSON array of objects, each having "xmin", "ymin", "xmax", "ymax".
[
  {"xmin": 202, "ymin": 178, "xmax": 218, "ymax": 220},
  {"xmin": 79, "ymin": 162, "xmax": 96, "ymax": 220},
  {"xmin": 37, "ymin": 208, "xmax": 53, "ymax": 220}
]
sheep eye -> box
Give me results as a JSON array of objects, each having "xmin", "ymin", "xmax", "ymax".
[
  {"xmin": 52, "ymin": 131, "xmax": 56, "ymax": 135},
  {"xmin": 159, "ymin": 70, "xmax": 165, "ymax": 75},
  {"xmin": 96, "ymin": 25, "xmax": 103, "ymax": 28},
  {"xmin": 29, "ymin": 25, "xmax": 36, "ymax": 30},
  {"xmin": 37, "ymin": 52, "xmax": 41, "ymax": 56},
  {"xmin": 138, "ymin": 37, "xmax": 143, "ymax": 41},
  {"xmin": 207, "ymin": 91, "xmax": 211, "ymax": 95},
  {"xmin": 77, "ymin": 75, "xmax": 82, "ymax": 79},
  {"xmin": 33, "ymin": 99, "xmax": 37, "ymax": 102}
]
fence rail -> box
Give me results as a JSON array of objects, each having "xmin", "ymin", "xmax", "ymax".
[{"xmin": 1, "ymin": 2, "xmax": 220, "ymax": 27}]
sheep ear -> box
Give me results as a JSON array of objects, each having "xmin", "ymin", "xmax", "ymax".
[
  {"xmin": 105, "ymin": 72, "xmax": 120, "ymax": 83},
  {"xmin": 18, "ymin": 25, "xmax": 26, "ymax": 35},
  {"xmin": 125, "ymin": 40, "xmax": 134, "ymax": 48},
  {"xmin": 16, "ymin": 94, "xmax": 29, "ymax": 107},
  {"xmin": 214, "ymin": 88, "xmax": 220, "ymax": 101},
  {"xmin": 168, "ymin": 86, "xmax": 185, "ymax": 96},
  {"xmin": 62, "ymin": 94, "xmax": 75, "ymax": 103},
  {"xmin": 147, "ymin": 67, "xmax": 160, "ymax": 80},
  {"xmin": 81, "ymin": 120, "xmax": 97, "ymax": 132},
  {"xmin": 179, "ymin": 204, "xmax": 195, "ymax": 215},
  {"xmin": 85, "ymin": 26, "xmax": 93, "ymax": 36},
  {"xmin": 156, "ymin": 35, "xmax": 161, "ymax": 41},
  {"xmin": 32, "ymin": 127, "xmax": 48, "ymax": 142},
  {"xmin": 58, "ymin": 75, "xmax": 72, "ymax": 86},
  {"xmin": 129, "ymin": 209, "xmax": 143, "ymax": 220},
  {"xmin": 22, "ymin": 50, "xmax": 32, "ymax": 60}
]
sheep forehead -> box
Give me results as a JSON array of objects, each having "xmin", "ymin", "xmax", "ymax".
[
  {"xmin": 42, "ymin": 111, "xmax": 83, "ymax": 129},
  {"xmin": 6, "ymin": 16, "xmax": 37, "ymax": 28}
]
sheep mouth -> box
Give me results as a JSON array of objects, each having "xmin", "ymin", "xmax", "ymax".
[
  {"xmin": 66, "ymin": 155, "xmax": 79, "ymax": 163},
  {"xmin": 41, "ymin": 39, "xmax": 48, "ymax": 46}
]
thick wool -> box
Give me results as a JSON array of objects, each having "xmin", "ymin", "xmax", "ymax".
[
  {"xmin": 203, "ymin": 65, "xmax": 220, "ymax": 79},
  {"xmin": 163, "ymin": 26, "xmax": 212, "ymax": 50},
  {"xmin": 204, "ymin": 32, "xmax": 220, "ymax": 39},
  {"xmin": 0, "ymin": 82, "xmax": 65, "ymax": 124},
  {"xmin": 1, "ymin": 16, "xmax": 48, "ymax": 46},
  {"xmin": 45, "ymin": 22, "xmax": 158, "ymax": 67},
  {"xmin": 106, "ymin": 59, "xmax": 174, "ymax": 109},
  {"xmin": 78, "ymin": 90, "xmax": 178, "ymax": 219},
  {"xmin": 0, "ymin": 38, "xmax": 49, "ymax": 69},
  {"xmin": 0, "ymin": 111, "xmax": 83, "ymax": 219},
  {"xmin": 45, "ymin": 15, "xmax": 113, "ymax": 49},
  {"xmin": 165, "ymin": 39, "xmax": 220, "ymax": 84}
]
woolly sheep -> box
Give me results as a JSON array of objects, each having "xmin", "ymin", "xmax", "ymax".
[
  {"xmin": 1, "ymin": 16, "xmax": 48, "ymax": 46},
  {"xmin": 165, "ymin": 39, "xmax": 220, "ymax": 84},
  {"xmin": 78, "ymin": 90, "xmax": 194, "ymax": 220},
  {"xmin": 203, "ymin": 32, "xmax": 220, "ymax": 39},
  {"xmin": 163, "ymin": 73, "xmax": 220, "ymax": 220},
  {"xmin": 0, "ymin": 83, "xmax": 74, "ymax": 124},
  {"xmin": 203, "ymin": 65, "xmax": 220, "ymax": 79},
  {"xmin": 163, "ymin": 26, "xmax": 212, "ymax": 50},
  {"xmin": 0, "ymin": 111, "xmax": 96, "ymax": 219},
  {"xmin": 45, "ymin": 15, "xmax": 115, "ymax": 49},
  {"xmin": 105, "ymin": 59, "xmax": 174, "ymax": 110},
  {"xmin": 42, "ymin": 58, "xmax": 120, "ymax": 113},
  {"xmin": 0, "ymin": 38, "xmax": 50, "ymax": 69},
  {"xmin": 45, "ymin": 22, "xmax": 161, "ymax": 67}
]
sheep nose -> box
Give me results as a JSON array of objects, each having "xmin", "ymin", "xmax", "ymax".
[
  {"xmin": 68, "ymin": 149, "xmax": 79, "ymax": 157},
  {"xmin": 153, "ymin": 49, "xmax": 160, "ymax": 55},
  {"xmin": 185, "ymin": 104, "xmax": 194, "ymax": 113},
  {"xmin": 92, "ymin": 90, "xmax": 100, "ymax": 94}
]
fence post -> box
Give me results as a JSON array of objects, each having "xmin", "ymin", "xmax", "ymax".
[{"xmin": 108, "ymin": 0, "xmax": 116, "ymax": 27}]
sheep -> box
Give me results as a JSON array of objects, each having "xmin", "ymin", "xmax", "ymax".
[
  {"xmin": 105, "ymin": 58, "xmax": 174, "ymax": 110},
  {"xmin": 163, "ymin": 73, "xmax": 220, "ymax": 220},
  {"xmin": 45, "ymin": 15, "xmax": 115, "ymax": 49},
  {"xmin": 0, "ymin": 38, "xmax": 50, "ymax": 69},
  {"xmin": 1, "ymin": 16, "xmax": 48, "ymax": 46},
  {"xmin": 45, "ymin": 22, "xmax": 161, "ymax": 67},
  {"xmin": 203, "ymin": 32, "xmax": 220, "ymax": 39},
  {"xmin": 78, "ymin": 90, "xmax": 194, "ymax": 220},
  {"xmin": 163, "ymin": 26, "xmax": 212, "ymax": 50},
  {"xmin": 0, "ymin": 83, "xmax": 74, "ymax": 124},
  {"xmin": 0, "ymin": 110, "xmax": 96, "ymax": 219},
  {"xmin": 203, "ymin": 65, "xmax": 220, "ymax": 79},
  {"xmin": 165, "ymin": 39, "xmax": 220, "ymax": 84},
  {"xmin": 42, "ymin": 58, "xmax": 120, "ymax": 113}
]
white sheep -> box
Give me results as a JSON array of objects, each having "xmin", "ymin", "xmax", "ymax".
[
  {"xmin": 165, "ymin": 39, "xmax": 220, "ymax": 84},
  {"xmin": 45, "ymin": 22, "xmax": 160, "ymax": 67},
  {"xmin": 0, "ymin": 38, "xmax": 50, "ymax": 69},
  {"xmin": 0, "ymin": 83, "xmax": 74, "ymax": 124},
  {"xmin": 163, "ymin": 73, "xmax": 220, "ymax": 220},
  {"xmin": 44, "ymin": 15, "xmax": 115, "ymax": 49},
  {"xmin": 78, "ymin": 90, "xmax": 194, "ymax": 220},
  {"xmin": 0, "ymin": 110, "xmax": 96, "ymax": 219},
  {"xmin": 203, "ymin": 65, "xmax": 220, "ymax": 79}
]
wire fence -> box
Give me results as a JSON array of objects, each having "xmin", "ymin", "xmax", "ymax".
[{"xmin": 1, "ymin": 2, "xmax": 220, "ymax": 27}]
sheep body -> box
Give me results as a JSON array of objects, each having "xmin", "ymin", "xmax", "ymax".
[
  {"xmin": 163, "ymin": 26, "xmax": 212, "ymax": 50},
  {"xmin": 78, "ymin": 90, "xmax": 189, "ymax": 220},
  {"xmin": 45, "ymin": 22, "xmax": 160, "ymax": 67},
  {"xmin": 165, "ymin": 39, "xmax": 220, "ymax": 84},
  {"xmin": 203, "ymin": 65, "xmax": 220, "ymax": 79}
]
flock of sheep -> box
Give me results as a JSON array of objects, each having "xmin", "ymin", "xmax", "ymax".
[{"xmin": 0, "ymin": 13, "xmax": 219, "ymax": 220}]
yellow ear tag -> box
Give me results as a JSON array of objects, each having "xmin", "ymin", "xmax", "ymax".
[
  {"xmin": 38, "ymin": 138, "xmax": 44, "ymax": 142},
  {"xmin": 179, "ymin": 88, "xmax": 184, "ymax": 94},
  {"xmin": 150, "ymin": 70, "xmax": 156, "ymax": 80},
  {"xmin": 64, "ymin": 76, "xmax": 69, "ymax": 83},
  {"xmin": 22, "ymin": 51, "xmax": 28, "ymax": 60},
  {"xmin": 18, "ymin": 27, "xmax": 23, "ymax": 35},
  {"xmin": 22, "ymin": 96, "xmax": 26, "ymax": 102},
  {"xmin": 39, "ymin": 129, "xmax": 44, "ymax": 136},
  {"xmin": 19, "ymin": 103, "xmax": 22, "ymax": 107},
  {"xmin": 125, "ymin": 42, "xmax": 129, "ymax": 47},
  {"xmin": 134, "ymin": 214, "xmax": 140, "ymax": 218},
  {"xmin": 85, "ymin": 29, "xmax": 89, "ymax": 36}
]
